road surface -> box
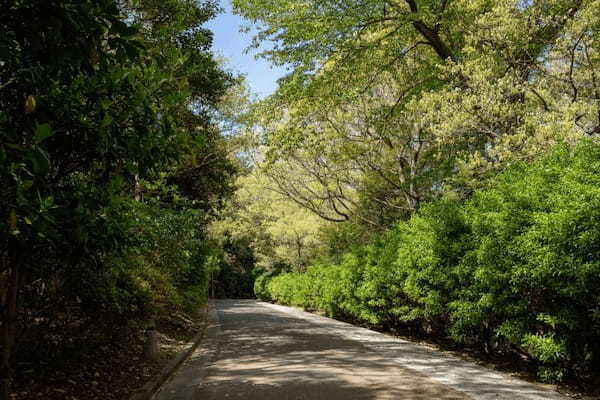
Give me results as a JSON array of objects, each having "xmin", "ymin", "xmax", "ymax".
[{"xmin": 154, "ymin": 300, "xmax": 566, "ymax": 400}]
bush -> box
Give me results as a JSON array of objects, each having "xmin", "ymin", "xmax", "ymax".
[
  {"xmin": 393, "ymin": 199, "xmax": 469, "ymax": 334},
  {"xmin": 254, "ymin": 274, "xmax": 273, "ymax": 301},
  {"xmin": 79, "ymin": 198, "xmax": 216, "ymax": 329},
  {"xmin": 451, "ymin": 141, "xmax": 600, "ymax": 380},
  {"xmin": 258, "ymin": 141, "xmax": 600, "ymax": 383}
]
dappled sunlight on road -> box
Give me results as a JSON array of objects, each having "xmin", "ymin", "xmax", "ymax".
[
  {"xmin": 155, "ymin": 300, "xmax": 565, "ymax": 400},
  {"xmin": 261, "ymin": 302, "xmax": 566, "ymax": 400},
  {"xmin": 191, "ymin": 300, "xmax": 470, "ymax": 400}
]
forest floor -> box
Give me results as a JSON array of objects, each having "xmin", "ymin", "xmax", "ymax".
[{"xmin": 12, "ymin": 308, "xmax": 206, "ymax": 400}]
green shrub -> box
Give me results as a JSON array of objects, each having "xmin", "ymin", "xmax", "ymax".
[
  {"xmin": 254, "ymin": 274, "xmax": 273, "ymax": 301},
  {"xmin": 259, "ymin": 141, "xmax": 600, "ymax": 383},
  {"xmin": 451, "ymin": 141, "xmax": 600, "ymax": 380},
  {"xmin": 81, "ymin": 198, "xmax": 217, "ymax": 327},
  {"xmin": 394, "ymin": 199, "xmax": 470, "ymax": 335}
]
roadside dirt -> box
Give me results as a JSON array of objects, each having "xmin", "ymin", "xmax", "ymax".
[{"xmin": 12, "ymin": 310, "xmax": 205, "ymax": 400}]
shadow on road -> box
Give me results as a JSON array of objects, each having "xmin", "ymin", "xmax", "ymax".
[{"xmin": 193, "ymin": 300, "xmax": 470, "ymax": 400}]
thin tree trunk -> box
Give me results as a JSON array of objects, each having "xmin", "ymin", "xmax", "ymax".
[
  {"xmin": 0, "ymin": 253, "xmax": 19, "ymax": 400},
  {"xmin": 134, "ymin": 173, "xmax": 142, "ymax": 201}
]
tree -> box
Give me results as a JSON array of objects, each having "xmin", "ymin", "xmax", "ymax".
[
  {"xmin": 0, "ymin": 1, "xmax": 232, "ymax": 397},
  {"xmin": 234, "ymin": 0, "xmax": 600, "ymax": 224},
  {"xmin": 212, "ymin": 170, "xmax": 326, "ymax": 270},
  {"xmin": 1, "ymin": 2, "xmax": 151, "ymax": 395}
]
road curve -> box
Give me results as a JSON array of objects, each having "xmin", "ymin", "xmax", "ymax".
[{"xmin": 154, "ymin": 300, "xmax": 566, "ymax": 400}]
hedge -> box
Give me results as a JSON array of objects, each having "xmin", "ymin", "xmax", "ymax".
[{"xmin": 255, "ymin": 141, "xmax": 600, "ymax": 383}]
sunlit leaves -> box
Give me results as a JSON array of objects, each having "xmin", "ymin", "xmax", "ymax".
[{"xmin": 237, "ymin": 0, "xmax": 600, "ymax": 223}]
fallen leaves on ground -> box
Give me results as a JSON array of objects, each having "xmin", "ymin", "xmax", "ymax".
[{"xmin": 13, "ymin": 309, "xmax": 205, "ymax": 400}]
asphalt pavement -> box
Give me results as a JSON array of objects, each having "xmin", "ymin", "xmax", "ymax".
[{"xmin": 154, "ymin": 300, "xmax": 566, "ymax": 400}]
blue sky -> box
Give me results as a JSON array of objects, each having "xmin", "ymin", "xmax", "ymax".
[{"xmin": 205, "ymin": 0, "xmax": 288, "ymax": 99}]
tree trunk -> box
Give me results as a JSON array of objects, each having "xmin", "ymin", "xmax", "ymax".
[
  {"xmin": 143, "ymin": 329, "xmax": 160, "ymax": 361},
  {"xmin": 1, "ymin": 255, "xmax": 19, "ymax": 400},
  {"xmin": 134, "ymin": 173, "xmax": 142, "ymax": 201}
]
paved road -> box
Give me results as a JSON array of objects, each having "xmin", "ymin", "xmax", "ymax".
[{"xmin": 154, "ymin": 300, "xmax": 566, "ymax": 400}]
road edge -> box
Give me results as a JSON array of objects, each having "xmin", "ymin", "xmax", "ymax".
[
  {"xmin": 151, "ymin": 300, "xmax": 222, "ymax": 400},
  {"xmin": 259, "ymin": 301, "xmax": 568, "ymax": 400},
  {"xmin": 128, "ymin": 301, "xmax": 213, "ymax": 400}
]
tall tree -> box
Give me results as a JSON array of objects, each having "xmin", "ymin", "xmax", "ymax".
[
  {"xmin": 212, "ymin": 170, "xmax": 326, "ymax": 270},
  {"xmin": 0, "ymin": 1, "xmax": 232, "ymax": 397},
  {"xmin": 234, "ymin": 0, "xmax": 599, "ymax": 224}
]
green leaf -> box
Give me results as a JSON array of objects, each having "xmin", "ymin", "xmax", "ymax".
[
  {"xmin": 26, "ymin": 147, "xmax": 51, "ymax": 175},
  {"xmin": 34, "ymin": 123, "xmax": 54, "ymax": 143},
  {"xmin": 21, "ymin": 180, "xmax": 34, "ymax": 191}
]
